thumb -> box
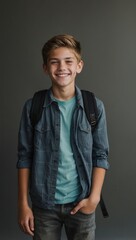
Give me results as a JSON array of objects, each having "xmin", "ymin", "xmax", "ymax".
[{"xmin": 71, "ymin": 202, "xmax": 82, "ymax": 215}]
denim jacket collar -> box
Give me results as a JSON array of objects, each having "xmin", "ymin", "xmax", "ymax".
[{"xmin": 43, "ymin": 85, "xmax": 84, "ymax": 109}]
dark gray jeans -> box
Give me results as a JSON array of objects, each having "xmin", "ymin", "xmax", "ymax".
[{"xmin": 33, "ymin": 203, "xmax": 96, "ymax": 240}]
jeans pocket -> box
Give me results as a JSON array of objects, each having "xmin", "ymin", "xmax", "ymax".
[{"xmin": 78, "ymin": 210, "xmax": 95, "ymax": 217}]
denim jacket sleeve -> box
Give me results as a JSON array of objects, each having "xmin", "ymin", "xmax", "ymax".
[
  {"xmin": 92, "ymin": 98, "xmax": 109, "ymax": 170},
  {"xmin": 17, "ymin": 99, "xmax": 33, "ymax": 169}
]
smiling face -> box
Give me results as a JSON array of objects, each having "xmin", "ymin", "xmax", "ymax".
[{"xmin": 43, "ymin": 47, "xmax": 83, "ymax": 89}]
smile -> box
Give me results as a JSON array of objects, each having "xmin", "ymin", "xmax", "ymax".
[{"xmin": 56, "ymin": 73, "xmax": 70, "ymax": 77}]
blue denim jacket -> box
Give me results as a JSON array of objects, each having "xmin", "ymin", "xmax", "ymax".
[{"xmin": 17, "ymin": 86, "xmax": 109, "ymax": 209}]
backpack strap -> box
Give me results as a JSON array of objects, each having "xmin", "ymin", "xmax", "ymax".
[
  {"xmin": 81, "ymin": 90, "xmax": 98, "ymax": 131},
  {"xmin": 81, "ymin": 90, "xmax": 109, "ymax": 218},
  {"xmin": 30, "ymin": 89, "xmax": 47, "ymax": 127},
  {"xmin": 99, "ymin": 194, "xmax": 109, "ymax": 218}
]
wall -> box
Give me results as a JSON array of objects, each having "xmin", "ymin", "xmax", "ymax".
[{"xmin": 1, "ymin": 0, "xmax": 136, "ymax": 239}]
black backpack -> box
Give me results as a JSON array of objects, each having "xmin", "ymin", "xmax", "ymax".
[{"xmin": 30, "ymin": 89, "xmax": 109, "ymax": 218}]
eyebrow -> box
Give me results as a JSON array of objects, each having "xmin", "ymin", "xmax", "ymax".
[{"xmin": 48, "ymin": 57, "xmax": 75, "ymax": 61}]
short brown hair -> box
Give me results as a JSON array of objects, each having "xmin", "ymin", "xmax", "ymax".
[{"xmin": 42, "ymin": 34, "xmax": 82, "ymax": 64}]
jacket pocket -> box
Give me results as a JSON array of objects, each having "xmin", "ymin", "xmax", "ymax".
[
  {"xmin": 34, "ymin": 126, "xmax": 51, "ymax": 150},
  {"xmin": 78, "ymin": 123, "xmax": 92, "ymax": 149}
]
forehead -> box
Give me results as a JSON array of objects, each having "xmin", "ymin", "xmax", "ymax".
[{"xmin": 48, "ymin": 47, "xmax": 77, "ymax": 60}]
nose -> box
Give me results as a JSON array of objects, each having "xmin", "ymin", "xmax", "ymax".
[{"xmin": 58, "ymin": 60, "xmax": 66, "ymax": 70}]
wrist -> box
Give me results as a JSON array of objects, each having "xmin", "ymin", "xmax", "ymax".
[
  {"xmin": 88, "ymin": 193, "xmax": 100, "ymax": 205},
  {"xmin": 18, "ymin": 199, "xmax": 29, "ymax": 209}
]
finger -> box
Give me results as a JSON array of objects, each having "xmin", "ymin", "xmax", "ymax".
[
  {"xmin": 70, "ymin": 202, "xmax": 82, "ymax": 215},
  {"xmin": 30, "ymin": 217, "xmax": 34, "ymax": 232},
  {"xmin": 19, "ymin": 221, "xmax": 26, "ymax": 233},
  {"xmin": 24, "ymin": 221, "xmax": 34, "ymax": 236}
]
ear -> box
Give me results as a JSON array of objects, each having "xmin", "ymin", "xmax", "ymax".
[
  {"xmin": 76, "ymin": 60, "xmax": 84, "ymax": 74},
  {"xmin": 43, "ymin": 64, "xmax": 48, "ymax": 74}
]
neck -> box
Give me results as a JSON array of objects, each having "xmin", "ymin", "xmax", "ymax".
[{"xmin": 51, "ymin": 85, "xmax": 75, "ymax": 101}]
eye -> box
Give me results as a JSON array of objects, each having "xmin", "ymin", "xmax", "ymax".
[
  {"xmin": 50, "ymin": 60, "xmax": 59, "ymax": 64},
  {"xmin": 66, "ymin": 60, "xmax": 73, "ymax": 64}
]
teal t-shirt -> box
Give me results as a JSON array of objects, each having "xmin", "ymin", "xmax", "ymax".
[{"xmin": 53, "ymin": 96, "xmax": 81, "ymax": 204}]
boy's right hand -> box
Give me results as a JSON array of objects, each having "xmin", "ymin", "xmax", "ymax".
[{"xmin": 18, "ymin": 205, "xmax": 34, "ymax": 236}]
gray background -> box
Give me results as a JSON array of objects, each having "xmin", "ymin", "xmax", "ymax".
[{"xmin": 1, "ymin": 0, "xmax": 136, "ymax": 239}]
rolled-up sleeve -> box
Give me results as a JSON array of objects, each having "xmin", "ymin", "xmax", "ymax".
[
  {"xmin": 16, "ymin": 99, "xmax": 33, "ymax": 169},
  {"xmin": 92, "ymin": 98, "xmax": 110, "ymax": 170}
]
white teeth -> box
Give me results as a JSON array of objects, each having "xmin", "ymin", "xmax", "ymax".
[{"xmin": 57, "ymin": 73, "xmax": 69, "ymax": 77}]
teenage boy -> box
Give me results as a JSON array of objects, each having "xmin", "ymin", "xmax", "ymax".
[{"xmin": 17, "ymin": 34, "xmax": 109, "ymax": 240}]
